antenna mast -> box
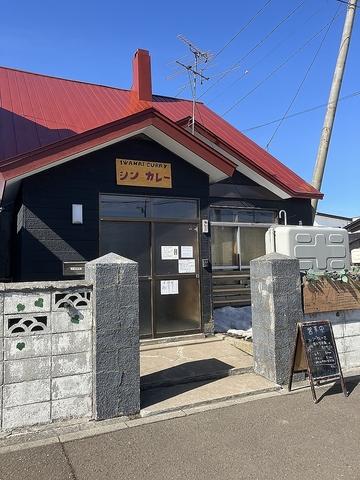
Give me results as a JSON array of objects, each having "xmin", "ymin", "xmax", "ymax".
[{"xmin": 176, "ymin": 35, "xmax": 211, "ymax": 134}]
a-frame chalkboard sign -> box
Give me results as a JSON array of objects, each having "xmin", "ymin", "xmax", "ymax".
[{"xmin": 288, "ymin": 320, "xmax": 348, "ymax": 403}]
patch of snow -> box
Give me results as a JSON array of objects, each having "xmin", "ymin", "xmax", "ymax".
[
  {"xmin": 227, "ymin": 328, "xmax": 253, "ymax": 340},
  {"xmin": 214, "ymin": 306, "xmax": 252, "ymax": 333}
]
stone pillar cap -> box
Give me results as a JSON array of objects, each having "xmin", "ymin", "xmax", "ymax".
[{"xmin": 87, "ymin": 253, "xmax": 137, "ymax": 265}]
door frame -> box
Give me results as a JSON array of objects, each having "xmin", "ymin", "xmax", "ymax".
[{"xmin": 98, "ymin": 193, "xmax": 203, "ymax": 339}]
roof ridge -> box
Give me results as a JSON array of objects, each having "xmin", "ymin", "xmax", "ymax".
[
  {"xmin": 0, "ymin": 65, "xmax": 195, "ymax": 103},
  {"xmin": 0, "ymin": 65, "xmax": 131, "ymax": 92}
]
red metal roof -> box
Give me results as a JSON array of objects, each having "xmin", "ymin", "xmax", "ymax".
[{"xmin": 0, "ymin": 64, "xmax": 322, "ymax": 199}]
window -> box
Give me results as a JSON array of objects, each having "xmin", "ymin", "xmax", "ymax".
[
  {"xmin": 211, "ymin": 226, "xmax": 238, "ymax": 269},
  {"xmin": 100, "ymin": 195, "xmax": 198, "ymax": 220},
  {"xmin": 100, "ymin": 195, "xmax": 149, "ymax": 218},
  {"xmin": 210, "ymin": 208, "xmax": 276, "ymax": 224},
  {"xmin": 210, "ymin": 207, "xmax": 276, "ymax": 270}
]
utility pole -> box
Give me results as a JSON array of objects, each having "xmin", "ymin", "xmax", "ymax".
[
  {"xmin": 311, "ymin": 0, "xmax": 357, "ymax": 216},
  {"xmin": 176, "ymin": 35, "xmax": 211, "ymax": 135}
]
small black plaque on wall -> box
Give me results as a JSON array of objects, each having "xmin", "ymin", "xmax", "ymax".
[{"xmin": 63, "ymin": 261, "xmax": 86, "ymax": 277}]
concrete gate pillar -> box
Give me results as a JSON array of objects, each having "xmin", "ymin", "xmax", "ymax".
[
  {"xmin": 250, "ymin": 253, "xmax": 303, "ymax": 385},
  {"xmin": 85, "ymin": 253, "xmax": 140, "ymax": 419}
]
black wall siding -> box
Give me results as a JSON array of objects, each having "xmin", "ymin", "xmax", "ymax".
[{"xmin": 17, "ymin": 137, "xmax": 209, "ymax": 280}]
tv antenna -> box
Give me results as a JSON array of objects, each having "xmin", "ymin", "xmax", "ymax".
[{"xmin": 176, "ymin": 35, "xmax": 211, "ymax": 134}]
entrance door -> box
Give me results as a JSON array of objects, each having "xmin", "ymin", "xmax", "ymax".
[
  {"xmin": 99, "ymin": 195, "xmax": 201, "ymax": 338},
  {"xmin": 153, "ymin": 222, "xmax": 200, "ymax": 336}
]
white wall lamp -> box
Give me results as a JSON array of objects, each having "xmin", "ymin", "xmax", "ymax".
[{"xmin": 72, "ymin": 204, "xmax": 83, "ymax": 224}]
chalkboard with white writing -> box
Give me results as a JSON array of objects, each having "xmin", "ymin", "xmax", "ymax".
[
  {"xmin": 289, "ymin": 320, "xmax": 348, "ymax": 403},
  {"xmin": 301, "ymin": 321, "xmax": 339, "ymax": 380}
]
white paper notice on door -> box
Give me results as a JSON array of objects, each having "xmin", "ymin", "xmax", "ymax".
[
  {"xmin": 181, "ymin": 246, "xmax": 193, "ymax": 258},
  {"xmin": 178, "ymin": 259, "xmax": 196, "ymax": 274},
  {"xmin": 160, "ymin": 280, "xmax": 179, "ymax": 295},
  {"xmin": 161, "ymin": 246, "xmax": 179, "ymax": 260}
]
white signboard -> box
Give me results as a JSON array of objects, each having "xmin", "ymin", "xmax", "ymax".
[
  {"xmin": 351, "ymin": 248, "xmax": 360, "ymax": 264},
  {"xmin": 161, "ymin": 246, "xmax": 179, "ymax": 260},
  {"xmin": 178, "ymin": 259, "xmax": 196, "ymax": 274},
  {"xmin": 181, "ymin": 246, "xmax": 193, "ymax": 258},
  {"xmin": 160, "ymin": 280, "xmax": 179, "ymax": 295}
]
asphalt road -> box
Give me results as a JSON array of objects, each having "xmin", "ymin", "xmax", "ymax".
[{"xmin": 1, "ymin": 380, "xmax": 359, "ymax": 480}]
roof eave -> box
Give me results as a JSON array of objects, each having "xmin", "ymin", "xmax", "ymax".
[
  {"xmin": 180, "ymin": 117, "xmax": 323, "ymax": 200},
  {"xmin": 0, "ymin": 108, "xmax": 236, "ymax": 184}
]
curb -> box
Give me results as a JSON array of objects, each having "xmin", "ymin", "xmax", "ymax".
[{"xmin": 0, "ymin": 385, "xmax": 282, "ymax": 455}]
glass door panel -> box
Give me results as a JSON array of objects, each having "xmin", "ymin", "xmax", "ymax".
[
  {"xmin": 100, "ymin": 221, "xmax": 152, "ymax": 337},
  {"xmin": 139, "ymin": 280, "xmax": 152, "ymax": 336},
  {"xmin": 153, "ymin": 223, "xmax": 199, "ymax": 276},
  {"xmin": 211, "ymin": 226, "xmax": 239, "ymax": 269},
  {"xmin": 99, "ymin": 221, "xmax": 151, "ymax": 277},
  {"xmin": 153, "ymin": 222, "xmax": 201, "ymax": 336},
  {"xmin": 239, "ymin": 227, "xmax": 267, "ymax": 267},
  {"xmin": 154, "ymin": 277, "xmax": 201, "ymax": 334}
]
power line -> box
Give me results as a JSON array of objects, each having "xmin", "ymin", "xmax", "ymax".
[
  {"xmin": 222, "ymin": 17, "xmax": 339, "ymax": 117},
  {"xmin": 210, "ymin": 0, "xmax": 273, "ymax": 61},
  {"xmin": 242, "ymin": 90, "xmax": 360, "ymax": 132},
  {"xmin": 265, "ymin": 4, "xmax": 341, "ymax": 150},
  {"xmin": 198, "ymin": 0, "xmax": 308, "ymax": 100},
  {"xmin": 207, "ymin": 3, "xmax": 327, "ymax": 105}
]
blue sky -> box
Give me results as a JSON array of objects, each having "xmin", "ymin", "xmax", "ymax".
[{"xmin": 1, "ymin": 0, "xmax": 359, "ymax": 217}]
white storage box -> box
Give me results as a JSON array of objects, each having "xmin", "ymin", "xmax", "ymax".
[{"xmin": 265, "ymin": 226, "xmax": 350, "ymax": 271}]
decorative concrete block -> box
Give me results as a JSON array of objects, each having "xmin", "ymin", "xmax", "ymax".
[
  {"xmin": 4, "ymin": 335, "xmax": 51, "ymax": 360},
  {"xmin": 52, "ymin": 331, "xmax": 91, "ymax": 355},
  {"xmin": 52, "ymin": 373, "xmax": 92, "ymax": 400},
  {"xmin": 4, "ymin": 313, "xmax": 50, "ymax": 337},
  {"xmin": 52, "ymin": 395, "xmax": 92, "ymax": 421},
  {"xmin": 4, "ymin": 356, "xmax": 51, "ymax": 383},
  {"xmin": 4, "ymin": 292, "xmax": 50, "ymax": 315},
  {"xmin": 51, "ymin": 310, "xmax": 92, "ymax": 333},
  {"xmin": 3, "ymin": 402, "xmax": 51, "ymax": 430},
  {"xmin": 3, "ymin": 378, "xmax": 50, "ymax": 407},
  {"xmin": 52, "ymin": 290, "xmax": 92, "ymax": 311},
  {"xmin": 86, "ymin": 253, "xmax": 140, "ymax": 419},
  {"xmin": 52, "ymin": 352, "xmax": 92, "ymax": 378},
  {"xmin": 251, "ymin": 254, "xmax": 303, "ymax": 385}
]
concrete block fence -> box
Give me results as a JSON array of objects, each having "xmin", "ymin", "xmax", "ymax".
[
  {"xmin": 0, "ymin": 253, "xmax": 140, "ymax": 432},
  {"xmin": 250, "ymin": 253, "xmax": 360, "ymax": 385}
]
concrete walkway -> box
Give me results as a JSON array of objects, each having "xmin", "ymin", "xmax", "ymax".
[
  {"xmin": 140, "ymin": 336, "xmax": 253, "ymax": 389},
  {"xmin": 1, "ymin": 375, "xmax": 360, "ymax": 480},
  {"xmin": 140, "ymin": 335, "xmax": 266, "ymax": 414}
]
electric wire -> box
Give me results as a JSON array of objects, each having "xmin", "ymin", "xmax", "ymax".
[
  {"xmin": 265, "ymin": 4, "xmax": 341, "ymax": 150},
  {"xmin": 198, "ymin": 0, "xmax": 308, "ymax": 100},
  {"xmin": 222, "ymin": 17, "xmax": 340, "ymax": 117},
  {"xmin": 210, "ymin": 0, "xmax": 274, "ymax": 61},
  {"xmin": 207, "ymin": 3, "xmax": 327, "ymax": 105},
  {"xmin": 242, "ymin": 90, "xmax": 360, "ymax": 132}
]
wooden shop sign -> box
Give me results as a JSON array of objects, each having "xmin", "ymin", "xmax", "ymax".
[
  {"xmin": 116, "ymin": 159, "xmax": 172, "ymax": 188},
  {"xmin": 288, "ymin": 320, "xmax": 348, "ymax": 403}
]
